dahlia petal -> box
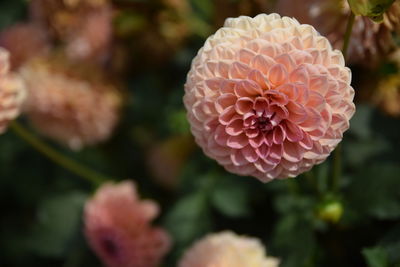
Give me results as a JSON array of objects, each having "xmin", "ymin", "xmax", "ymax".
[
  {"xmin": 226, "ymin": 118, "xmax": 244, "ymax": 136},
  {"xmin": 245, "ymin": 128, "xmax": 259, "ymax": 138},
  {"xmin": 273, "ymin": 125, "xmax": 285, "ymax": 144},
  {"xmin": 220, "ymin": 80, "xmax": 236, "ymax": 94},
  {"xmin": 238, "ymin": 48, "xmax": 257, "ymax": 64},
  {"xmin": 254, "ymin": 97, "xmax": 269, "ymax": 116},
  {"xmin": 249, "ymin": 133, "xmax": 264, "ymax": 148},
  {"xmin": 288, "ymin": 50, "xmax": 313, "ymax": 64},
  {"xmin": 275, "ymin": 54, "xmax": 295, "ymax": 72},
  {"xmin": 298, "ymin": 132, "xmax": 313, "ymax": 150},
  {"xmin": 205, "ymin": 78, "xmax": 224, "ymax": 93},
  {"xmin": 215, "ymin": 93, "xmax": 237, "ymax": 113},
  {"xmin": 299, "ymin": 107, "xmax": 322, "ymax": 131},
  {"xmin": 286, "ymin": 100, "xmax": 307, "ymax": 123},
  {"xmin": 227, "ymin": 133, "xmax": 248, "ymax": 149},
  {"xmin": 250, "ymin": 54, "xmax": 276, "ymax": 75},
  {"xmin": 254, "ymin": 159, "xmax": 275, "ymax": 172},
  {"xmin": 282, "ymin": 141, "xmax": 303, "ymax": 162},
  {"xmin": 285, "ymin": 121, "xmax": 304, "ymax": 142},
  {"xmin": 255, "ymin": 144, "xmax": 269, "ymax": 158},
  {"xmin": 217, "ymin": 61, "xmax": 230, "ymax": 78},
  {"xmin": 229, "ymin": 61, "xmax": 252, "ymax": 79},
  {"xmin": 231, "ymin": 149, "xmax": 248, "ymax": 166},
  {"xmin": 234, "ymin": 80, "xmax": 263, "ymax": 97},
  {"xmin": 276, "ymin": 83, "xmax": 298, "ymax": 100},
  {"xmin": 260, "ymin": 42, "xmax": 282, "ymax": 58},
  {"xmin": 270, "ymin": 104, "xmax": 289, "ymax": 120},
  {"xmin": 235, "ymin": 97, "xmax": 254, "ymax": 114},
  {"xmin": 218, "ymin": 106, "xmax": 236, "ymax": 125},
  {"xmin": 290, "ymin": 66, "xmax": 309, "ymax": 85},
  {"xmin": 265, "ymin": 90, "xmax": 289, "ymax": 105},
  {"xmin": 242, "ymin": 145, "xmax": 259, "ymax": 162},
  {"xmin": 268, "ymin": 63, "xmax": 288, "ymax": 86},
  {"xmin": 247, "ymin": 69, "xmax": 270, "ymax": 89},
  {"xmin": 306, "ymin": 91, "xmax": 325, "ymax": 111},
  {"xmin": 269, "ymin": 144, "xmax": 283, "ymax": 160},
  {"xmin": 309, "ymin": 75, "xmax": 328, "ymax": 95}
]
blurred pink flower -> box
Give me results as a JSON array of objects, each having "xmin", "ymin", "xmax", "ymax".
[
  {"xmin": 30, "ymin": 0, "xmax": 113, "ymax": 62},
  {"xmin": 84, "ymin": 181, "xmax": 171, "ymax": 267},
  {"xmin": 0, "ymin": 48, "xmax": 26, "ymax": 133},
  {"xmin": 20, "ymin": 56, "xmax": 121, "ymax": 150},
  {"xmin": 184, "ymin": 14, "xmax": 355, "ymax": 182},
  {"xmin": 178, "ymin": 231, "xmax": 279, "ymax": 267},
  {"xmin": 0, "ymin": 23, "xmax": 50, "ymax": 69}
]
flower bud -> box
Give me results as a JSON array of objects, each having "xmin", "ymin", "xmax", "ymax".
[
  {"xmin": 317, "ymin": 199, "xmax": 344, "ymax": 223},
  {"xmin": 348, "ymin": 0, "xmax": 396, "ymax": 22}
]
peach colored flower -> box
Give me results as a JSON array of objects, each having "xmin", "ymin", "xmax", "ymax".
[
  {"xmin": 0, "ymin": 48, "xmax": 26, "ymax": 133},
  {"xmin": 184, "ymin": 14, "xmax": 355, "ymax": 182},
  {"xmin": 178, "ymin": 231, "xmax": 279, "ymax": 267},
  {"xmin": 20, "ymin": 56, "xmax": 121, "ymax": 150},
  {"xmin": 84, "ymin": 181, "xmax": 171, "ymax": 267},
  {"xmin": 0, "ymin": 23, "xmax": 50, "ymax": 70},
  {"xmin": 275, "ymin": 0, "xmax": 400, "ymax": 66}
]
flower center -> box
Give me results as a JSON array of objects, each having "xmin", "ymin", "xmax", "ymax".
[
  {"xmin": 101, "ymin": 237, "xmax": 119, "ymax": 258},
  {"xmin": 244, "ymin": 110, "xmax": 279, "ymax": 133}
]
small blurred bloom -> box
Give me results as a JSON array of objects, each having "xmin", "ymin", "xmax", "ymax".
[
  {"xmin": 184, "ymin": 14, "xmax": 355, "ymax": 182},
  {"xmin": 65, "ymin": 6, "xmax": 112, "ymax": 61},
  {"xmin": 178, "ymin": 231, "xmax": 279, "ymax": 267},
  {"xmin": 0, "ymin": 48, "xmax": 26, "ymax": 133},
  {"xmin": 147, "ymin": 135, "xmax": 195, "ymax": 189},
  {"xmin": 275, "ymin": 0, "xmax": 400, "ymax": 66},
  {"xmin": 30, "ymin": 0, "xmax": 113, "ymax": 62},
  {"xmin": 0, "ymin": 23, "xmax": 50, "ymax": 70},
  {"xmin": 374, "ymin": 75, "xmax": 400, "ymax": 116},
  {"xmin": 20, "ymin": 56, "xmax": 121, "ymax": 150},
  {"xmin": 84, "ymin": 181, "xmax": 171, "ymax": 267}
]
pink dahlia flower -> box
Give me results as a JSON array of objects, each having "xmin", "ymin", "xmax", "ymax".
[
  {"xmin": 178, "ymin": 231, "xmax": 279, "ymax": 267},
  {"xmin": 84, "ymin": 181, "xmax": 171, "ymax": 267},
  {"xmin": 0, "ymin": 48, "xmax": 26, "ymax": 133},
  {"xmin": 184, "ymin": 14, "xmax": 355, "ymax": 182}
]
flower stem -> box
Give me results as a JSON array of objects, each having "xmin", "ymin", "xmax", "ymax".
[
  {"xmin": 10, "ymin": 121, "xmax": 110, "ymax": 186},
  {"xmin": 332, "ymin": 11, "xmax": 356, "ymax": 192},
  {"xmin": 342, "ymin": 12, "xmax": 356, "ymax": 60}
]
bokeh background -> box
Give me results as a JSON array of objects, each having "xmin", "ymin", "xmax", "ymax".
[{"xmin": 1, "ymin": 0, "xmax": 400, "ymax": 266}]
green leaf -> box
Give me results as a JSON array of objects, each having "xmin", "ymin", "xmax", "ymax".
[
  {"xmin": 363, "ymin": 247, "xmax": 389, "ymax": 267},
  {"xmin": 271, "ymin": 195, "xmax": 317, "ymax": 267},
  {"xmin": 346, "ymin": 164, "xmax": 400, "ymax": 220},
  {"xmin": 164, "ymin": 192, "xmax": 212, "ymax": 247},
  {"xmin": 26, "ymin": 191, "xmax": 88, "ymax": 257},
  {"xmin": 211, "ymin": 180, "xmax": 250, "ymax": 218}
]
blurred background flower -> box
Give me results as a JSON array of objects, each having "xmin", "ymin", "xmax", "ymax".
[
  {"xmin": 275, "ymin": 0, "xmax": 400, "ymax": 66},
  {"xmin": 178, "ymin": 231, "xmax": 279, "ymax": 267},
  {"xmin": 0, "ymin": 48, "xmax": 26, "ymax": 133},
  {"xmin": 84, "ymin": 181, "xmax": 171, "ymax": 267},
  {"xmin": 20, "ymin": 55, "xmax": 122, "ymax": 150}
]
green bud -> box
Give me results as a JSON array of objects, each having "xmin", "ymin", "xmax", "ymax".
[
  {"xmin": 317, "ymin": 199, "xmax": 344, "ymax": 223},
  {"xmin": 347, "ymin": 0, "xmax": 395, "ymax": 22}
]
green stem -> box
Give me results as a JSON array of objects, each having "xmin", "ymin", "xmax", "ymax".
[
  {"xmin": 10, "ymin": 121, "xmax": 110, "ymax": 186},
  {"xmin": 341, "ymin": 12, "xmax": 356, "ymax": 60},
  {"xmin": 332, "ymin": 12, "xmax": 356, "ymax": 192}
]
